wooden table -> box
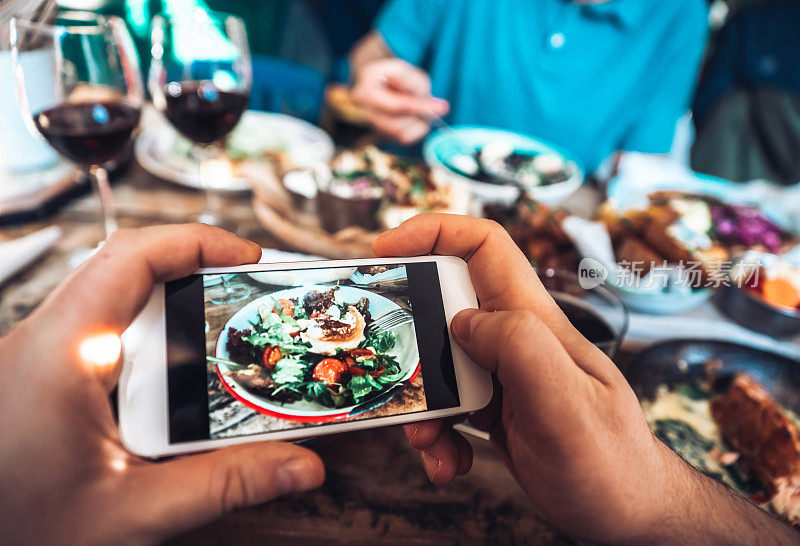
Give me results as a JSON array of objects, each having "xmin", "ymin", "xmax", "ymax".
[{"xmin": 0, "ymin": 161, "xmax": 573, "ymax": 544}]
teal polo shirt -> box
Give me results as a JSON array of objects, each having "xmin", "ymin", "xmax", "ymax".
[{"xmin": 375, "ymin": 0, "xmax": 709, "ymax": 174}]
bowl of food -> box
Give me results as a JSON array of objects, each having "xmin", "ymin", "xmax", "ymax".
[
  {"xmin": 624, "ymin": 339, "xmax": 800, "ymax": 526},
  {"xmin": 717, "ymin": 252, "xmax": 800, "ymax": 337},
  {"xmin": 423, "ymin": 125, "xmax": 584, "ymax": 205}
]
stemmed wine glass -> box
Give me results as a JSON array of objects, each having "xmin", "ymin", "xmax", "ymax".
[
  {"xmin": 149, "ymin": 9, "xmax": 252, "ymax": 227},
  {"xmin": 10, "ymin": 12, "xmax": 143, "ymax": 260}
]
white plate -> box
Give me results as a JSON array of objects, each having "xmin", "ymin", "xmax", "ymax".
[
  {"xmin": 135, "ymin": 110, "xmax": 334, "ymax": 192},
  {"xmin": 215, "ymin": 285, "xmax": 419, "ymax": 418}
]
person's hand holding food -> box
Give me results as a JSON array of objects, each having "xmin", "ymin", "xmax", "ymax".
[
  {"xmin": 351, "ymin": 56, "xmax": 449, "ymax": 144},
  {"xmin": 0, "ymin": 225, "xmax": 325, "ymax": 545},
  {"xmin": 373, "ymin": 213, "xmax": 799, "ymax": 544}
]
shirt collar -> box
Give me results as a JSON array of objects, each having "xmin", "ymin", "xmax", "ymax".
[{"xmin": 577, "ymin": 0, "xmax": 645, "ymax": 29}]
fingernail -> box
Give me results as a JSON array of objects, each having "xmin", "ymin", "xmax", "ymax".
[
  {"xmin": 452, "ymin": 308, "xmax": 480, "ymax": 344},
  {"xmin": 275, "ymin": 458, "xmax": 319, "ymax": 495}
]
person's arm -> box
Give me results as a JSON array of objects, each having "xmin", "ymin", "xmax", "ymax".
[
  {"xmin": 347, "ymin": 0, "xmax": 449, "ymax": 144},
  {"xmin": 374, "ymin": 213, "xmax": 800, "ymax": 544},
  {"xmin": 0, "ymin": 225, "xmax": 325, "ymax": 544}
]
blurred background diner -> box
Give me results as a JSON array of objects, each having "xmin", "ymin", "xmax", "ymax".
[{"xmin": 4, "ymin": 0, "xmax": 800, "ymax": 543}]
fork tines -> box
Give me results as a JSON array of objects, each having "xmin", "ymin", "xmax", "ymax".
[{"xmin": 368, "ymin": 309, "xmax": 413, "ymax": 334}]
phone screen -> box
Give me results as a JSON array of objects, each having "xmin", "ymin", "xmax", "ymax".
[{"xmin": 164, "ymin": 262, "xmax": 460, "ymax": 443}]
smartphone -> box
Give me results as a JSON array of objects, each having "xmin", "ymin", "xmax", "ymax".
[{"xmin": 118, "ymin": 256, "xmax": 492, "ymax": 457}]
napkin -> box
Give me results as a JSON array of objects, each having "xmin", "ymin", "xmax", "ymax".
[{"xmin": 0, "ymin": 226, "xmax": 62, "ymax": 286}]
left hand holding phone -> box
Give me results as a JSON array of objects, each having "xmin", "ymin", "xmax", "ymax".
[{"xmin": 0, "ymin": 224, "xmax": 325, "ymax": 544}]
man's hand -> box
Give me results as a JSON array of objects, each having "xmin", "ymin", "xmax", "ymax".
[
  {"xmin": 0, "ymin": 225, "xmax": 325, "ymax": 545},
  {"xmin": 351, "ymin": 55, "xmax": 448, "ymax": 144},
  {"xmin": 374, "ymin": 213, "xmax": 799, "ymax": 544}
]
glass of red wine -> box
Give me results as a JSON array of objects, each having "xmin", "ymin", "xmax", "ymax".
[
  {"xmin": 149, "ymin": 9, "xmax": 251, "ymax": 227},
  {"xmin": 538, "ymin": 268, "xmax": 629, "ymax": 358},
  {"xmin": 10, "ymin": 12, "xmax": 143, "ymax": 258}
]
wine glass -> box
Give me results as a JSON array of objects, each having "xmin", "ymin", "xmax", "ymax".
[
  {"xmin": 210, "ymin": 274, "xmax": 250, "ymax": 305},
  {"xmin": 10, "ymin": 12, "xmax": 143, "ymax": 258},
  {"xmin": 149, "ymin": 9, "xmax": 252, "ymax": 226}
]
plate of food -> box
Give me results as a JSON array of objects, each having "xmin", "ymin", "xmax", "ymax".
[
  {"xmin": 597, "ymin": 190, "xmax": 799, "ymax": 314},
  {"xmin": 483, "ymin": 198, "xmax": 580, "ymax": 273},
  {"xmin": 135, "ymin": 110, "xmax": 334, "ymax": 191},
  {"xmin": 624, "ymin": 339, "xmax": 800, "ymax": 525},
  {"xmin": 211, "ymin": 285, "xmax": 419, "ymax": 421},
  {"xmin": 423, "ymin": 125, "xmax": 584, "ymax": 205}
]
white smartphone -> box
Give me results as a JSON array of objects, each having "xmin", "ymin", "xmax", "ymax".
[{"xmin": 118, "ymin": 256, "xmax": 492, "ymax": 458}]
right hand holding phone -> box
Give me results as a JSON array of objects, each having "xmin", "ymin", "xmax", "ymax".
[{"xmin": 373, "ymin": 214, "xmax": 684, "ymax": 543}]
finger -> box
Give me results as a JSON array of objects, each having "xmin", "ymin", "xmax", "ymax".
[
  {"xmin": 373, "ymin": 213, "xmax": 602, "ymax": 365},
  {"xmin": 417, "ymin": 427, "xmax": 467, "ymax": 486},
  {"xmin": 354, "ymin": 85, "xmax": 448, "ymax": 118},
  {"xmin": 452, "ymin": 307, "xmax": 619, "ymax": 399},
  {"xmin": 33, "ymin": 224, "xmax": 260, "ymax": 373},
  {"xmin": 364, "ymin": 108, "xmax": 431, "ymax": 144},
  {"xmin": 454, "ymin": 432, "xmax": 473, "ymax": 476},
  {"xmin": 124, "ymin": 442, "xmax": 324, "ymax": 542},
  {"xmin": 403, "ymin": 420, "xmax": 445, "ymax": 450}
]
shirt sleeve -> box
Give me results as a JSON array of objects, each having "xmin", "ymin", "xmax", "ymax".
[
  {"xmin": 622, "ymin": 0, "xmax": 710, "ymax": 154},
  {"xmin": 374, "ymin": 0, "xmax": 448, "ymax": 66}
]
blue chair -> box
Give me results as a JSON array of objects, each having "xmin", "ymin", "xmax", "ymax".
[{"xmin": 249, "ymin": 55, "xmax": 326, "ymax": 124}]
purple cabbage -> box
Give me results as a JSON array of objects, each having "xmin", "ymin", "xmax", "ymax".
[{"xmin": 710, "ymin": 205, "xmax": 783, "ymax": 253}]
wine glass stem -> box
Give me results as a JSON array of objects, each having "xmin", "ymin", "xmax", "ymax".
[
  {"xmin": 198, "ymin": 145, "xmax": 222, "ymax": 225},
  {"xmin": 89, "ymin": 165, "xmax": 118, "ymax": 240}
]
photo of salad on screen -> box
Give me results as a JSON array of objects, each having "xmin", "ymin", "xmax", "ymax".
[{"xmin": 204, "ymin": 266, "xmax": 428, "ymax": 437}]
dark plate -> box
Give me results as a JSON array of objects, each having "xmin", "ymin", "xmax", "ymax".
[{"xmin": 622, "ymin": 339, "xmax": 800, "ymax": 413}]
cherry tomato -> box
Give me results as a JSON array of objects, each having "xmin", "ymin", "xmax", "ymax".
[
  {"xmin": 313, "ymin": 358, "xmax": 349, "ymax": 384},
  {"xmin": 260, "ymin": 345, "xmax": 273, "ymax": 368},
  {"xmin": 349, "ymin": 348, "xmax": 375, "ymax": 358},
  {"xmin": 266, "ymin": 347, "xmax": 283, "ymax": 370},
  {"xmin": 279, "ymin": 299, "xmax": 295, "ymax": 317}
]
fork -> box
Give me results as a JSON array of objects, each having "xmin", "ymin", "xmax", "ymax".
[{"xmin": 367, "ymin": 308, "xmax": 413, "ymax": 335}]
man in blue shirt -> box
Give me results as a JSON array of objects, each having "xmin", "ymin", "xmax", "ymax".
[{"xmin": 350, "ymin": 0, "xmax": 709, "ymax": 175}]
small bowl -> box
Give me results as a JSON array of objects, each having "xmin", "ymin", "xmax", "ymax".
[
  {"xmin": 317, "ymin": 189, "xmax": 383, "ymax": 232},
  {"xmin": 281, "ymin": 165, "xmax": 326, "ymax": 228}
]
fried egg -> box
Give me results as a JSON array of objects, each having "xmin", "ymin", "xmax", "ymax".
[{"xmin": 298, "ymin": 305, "xmax": 365, "ymax": 356}]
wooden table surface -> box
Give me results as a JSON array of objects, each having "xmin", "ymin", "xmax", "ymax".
[{"xmin": 0, "ymin": 161, "xmax": 574, "ymax": 544}]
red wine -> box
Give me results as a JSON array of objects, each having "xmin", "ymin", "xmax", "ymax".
[
  {"xmin": 163, "ymin": 82, "xmax": 248, "ymax": 144},
  {"xmin": 33, "ymin": 101, "xmax": 140, "ymax": 166}
]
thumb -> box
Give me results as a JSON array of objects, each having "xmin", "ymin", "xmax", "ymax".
[
  {"xmin": 125, "ymin": 442, "xmax": 324, "ymax": 541},
  {"xmin": 450, "ymin": 308, "xmax": 584, "ymax": 396}
]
